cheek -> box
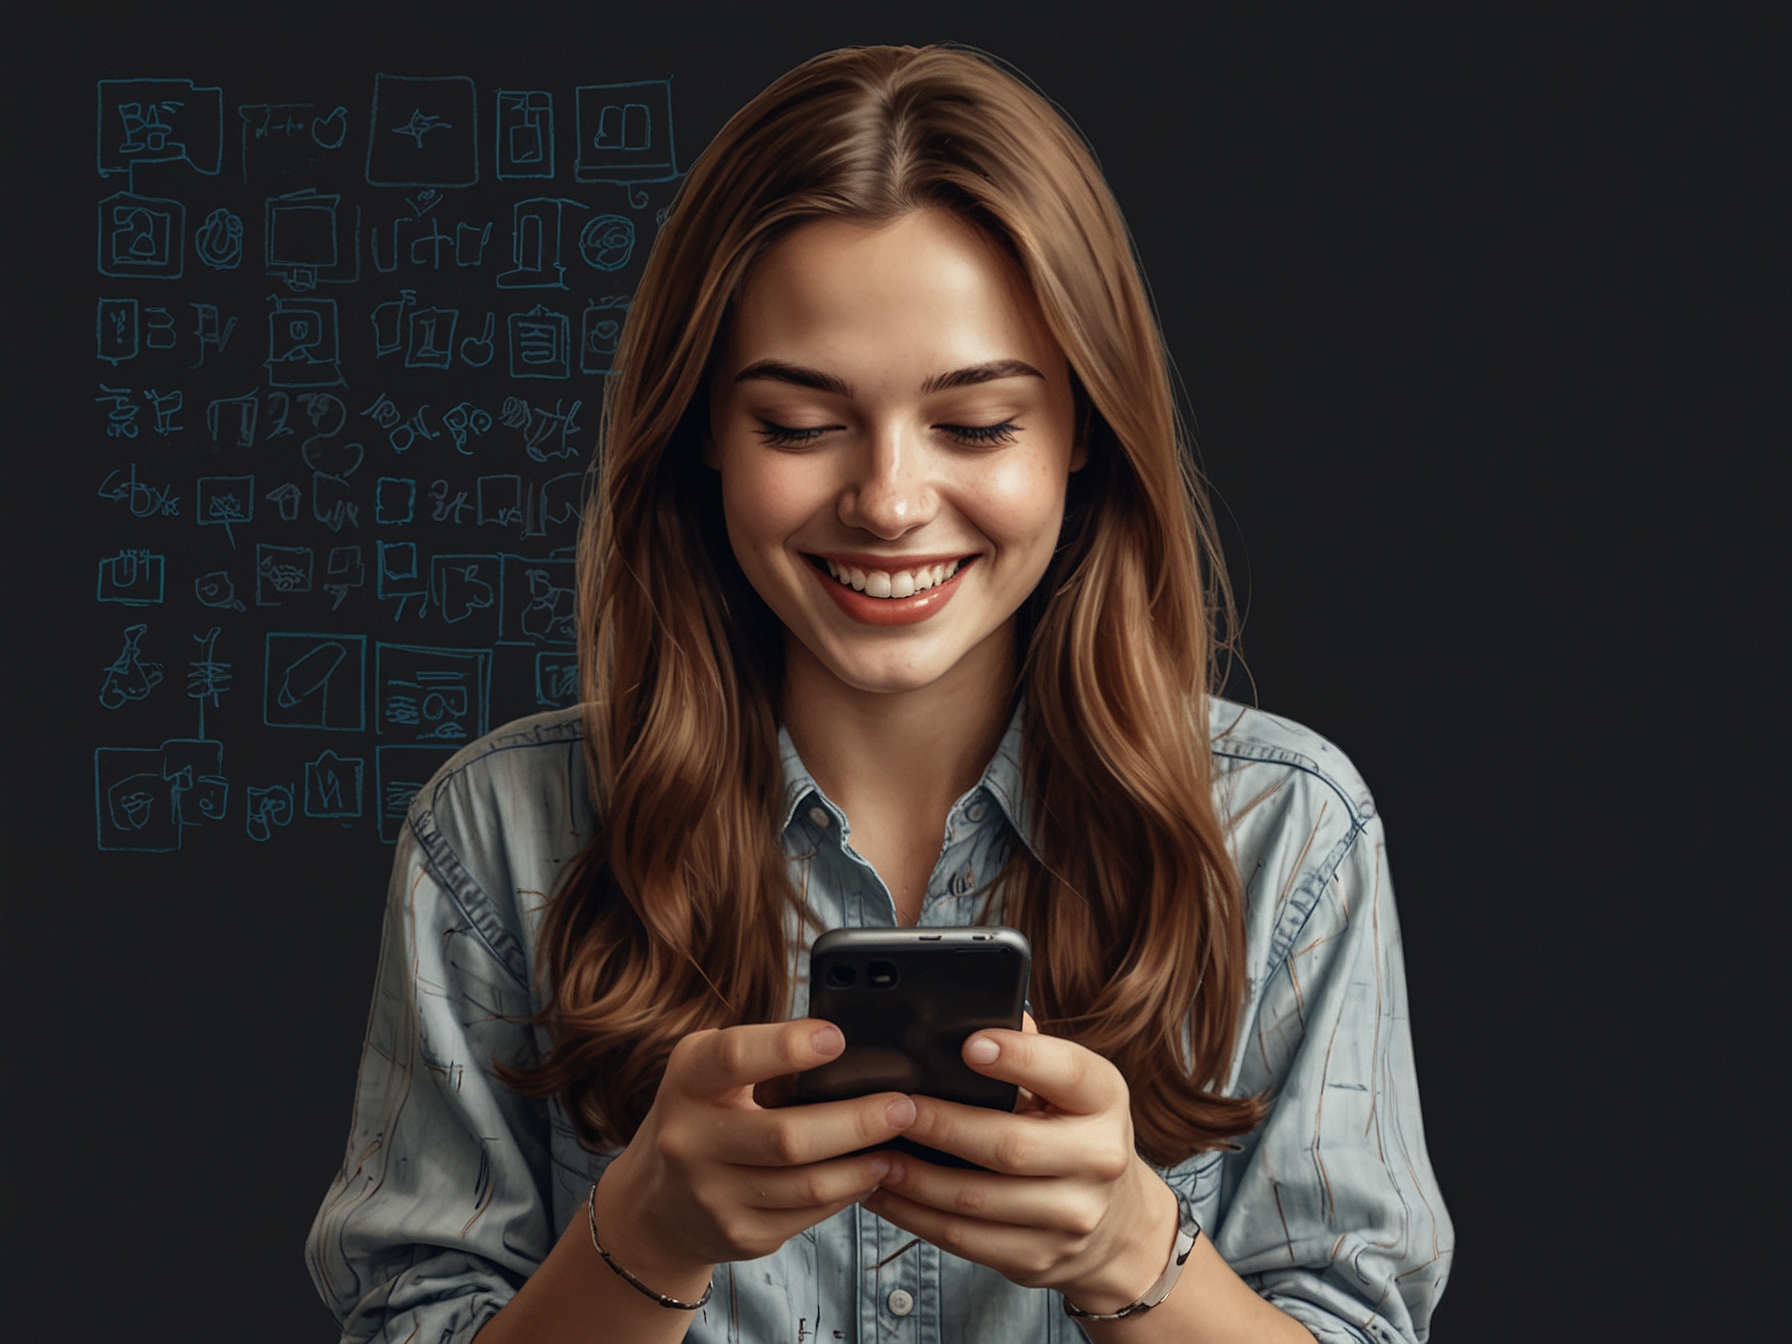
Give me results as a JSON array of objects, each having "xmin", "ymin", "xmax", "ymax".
[
  {"xmin": 719, "ymin": 454, "xmax": 821, "ymax": 563},
  {"xmin": 964, "ymin": 458, "xmax": 1068, "ymax": 557}
]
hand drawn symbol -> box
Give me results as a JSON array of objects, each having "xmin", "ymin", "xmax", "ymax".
[
  {"xmin": 361, "ymin": 394, "xmax": 437, "ymax": 454},
  {"xmin": 190, "ymin": 303, "xmax": 239, "ymax": 369},
  {"xmin": 266, "ymin": 390, "xmax": 295, "ymax": 438},
  {"xmin": 194, "ymin": 207, "xmax": 244, "ymax": 270},
  {"xmin": 507, "ymin": 307, "xmax": 571, "ymax": 380},
  {"xmin": 499, "ymin": 197, "xmax": 584, "ymax": 289},
  {"xmin": 186, "ymin": 626, "xmax": 232, "ymax": 738},
  {"xmin": 324, "ymin": 545, "xmax": 365, "ymax": 610},
  {"xmin": 96, "ymin": 384, "xmax": 140, "ymax": 437},
  {"xmin": 237, "ymin": 102, "xmax": 315, "ymax": 183},
  {"xmin": 266, "ymin": 189, "xmax": 360, "ymax": 290},
  {"xmin": 428, "ymin": 478, "xmax": 472, "ymax": 524},
  {"xmin": 376, "ymin": 643, "xmax": 492, "ymax": 743},
  {"xmin": 245, "ymin": 784, "xmax": 296, "ymax": 842},
  {"xmin": 577, "ymin": 214, "xmax": 635, "ymax": 272},
  {"xmin": 580, "ymin": 297, "xmax": 629, "ymax": 375},
  {"xmin": 206, "ymin": 390, "xmax": 258, "ymax": 448},
  {"xmin": 143, "ymin": 388, "xmax": 184, "ymax": 437},
  {"xmin": 375, "ymin": 477, "xmax": 416, "ymax": 525},
  {"xmin": 516, "ymin": 564, "xmax": 577, "ymax": 645},
  {"xmin": 304, "ymin": 749, "xmax": 364, "ymax": 819},
  {"xmin": 476, "ymin": 475, "xmax": 523, "ymax": 529},
  {"xmin": 141, "ymin": 307, "xmax": 178, "ymax": 352},
  {"xmin": 499, "ymin": 395, "xmax": 583, "ymax": 460},
  {"xmin": 496, "ymin": 90, "xmax": 554, "ymax": 180},
  {"xmin": 265, "ymin": 296, "xmax": 343, "ymax": 387},
  {"xmin": 194, "ymin": 570, "xmax": 244, "ymax": 611},
  {"xmin": 313, "ymin": 468, "xmax": 362, "ymax": 533},
  {"xmin": 264, "ymin": 632, "xmax": 367, "ymax": 730},
  {"xmin": 375, "ymin": 745, "xmax": 456, "ymax": 843},
  {"xmin": 97, "ymin": 79, "xmax": 224, "ymax": 179},
  {"xmin": 366, "ymin": 75, "xmax": 479, "ymax": 187},
  {"xmin": 255, "ymin": 543, "xmax": 314, "ymax": 605},
  {"xmin": 376, "ymin": 541, "xmax": 426, "ymax": 618},
  {"xmin": 405, "ymin": 305, "xmax": 459, "ymax": 369},
  {"xmin": 98, "ymin": 298, "xmax": 139, "ymax": 364},
  {"xmin": 94, "ymin": 737, "xmax": 228, "ymax": 852},
  {"xmin": 539, "ymin": 471, "xmax": 586, "ymax": 531},
  {"xmin": 98, "ymin": 192, "xmax": 185, "ymax": 279},
  {"xmin": 197, "ymin": 474, "xmax": 254, "ymax": 547},
  {"xmin": 459, "ymin": 313, "xmax": 496, "ymax": 368},
  {"xmin": 264, "ymin": 482, "xmax": 302, "ymax": 521},
  {"xmin": 534, "ymin": 653, "xmax": 579, "ymax": 708},
  {"xmin": 99, "ymin": 623, "xmax": 164, "ymax": 708},
  {"xmin": 98, "ymin": 464, "xmax": 179, "ymax": 518},
  {"xmin": 430, "ymin": 555, "xmax": 496, "ymax": 624},
  {"xmin": 442, "ymin": 401, "xmax": 492, "ymax": 453},
  {"xmin": 97, "ymin": 550, "xmax": 165, "ymax": 605},
  {"xmin": 575, "ymin": 81, "xmax": 677, "ymax": 190},
  {"xmin": 370, "ymin": 291, "xmax": 416, "ymax": 356},
  {"xmin": 312, "ymin": 105, "xmax": 349, "ymax": 150}
]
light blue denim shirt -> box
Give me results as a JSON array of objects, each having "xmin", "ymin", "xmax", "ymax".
[{"xmin": 306, "ymin": 698, "xmax": 1451, "ymax": 1343}]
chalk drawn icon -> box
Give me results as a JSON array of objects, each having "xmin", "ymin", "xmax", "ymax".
[
  {"xmin": 580, "ymin": 297, "xmax": 629, "ymax": 375},
  {"xmin": 304, "ymin": 749, "xmax": 365, "ymax": 819},
  {"xmin": 375, "ymin": 477, "xmax": 416, "ymax": 525},
  {"xmin": 206, "ymin": 390, "xmax": 258, "ymax": 448},
  {"xmin": 313, "ymin": 105, "xmax": 348, "ymax": 150},
  {"xmin": 506, "ymin": 558, "xmax": 577, "ymax": 646},
  {"xmin": 98, "ymin": 192, "xmax": 186, "ymax": 279},
  {"xmin": 98, "ymin": 550, "xmax": 165, "ymax": 606},
  {"xmin": 507, "ymin": 307, "xmax": 571, "ymax": 380},
  {"xmin": 245, "ymin": 783, "xmax": 296, "ymax": 842},
  {"xmin": 97, "ymin": 464, "xmax": 179, "ymax": 519},
  {"xmin": 186, "ymin": 626, "xmax": 232, "ymax": 739},
  {"xmin": 496, "ymin": 89, "xmax": 553, "ymax": 180},
  {"xmin": 376, "ymin": 541, "xmax": 427, "ymax": 617},
  {"xmin": 190, "ymin": 302, "xmax": 239, "ymax": 369},
  {"xmin": 265, "ymin": 189, "xmax": 361, "ymax": 290},
  {"xmin": 574, "ymin": 80, "xmax": 677, "ymax": 193},
  {"xmin": 376, "ymin": 643, "xmax": 492, "ymax": 744},
  {"xmin": 97, "ymin": 79, "xmax": 224, "ymax": 178},
  {"xmin": 194, "ymin": 207, "xmax": 244, "ymax": 270},
  {"xmin": 311, "ymin": 471, "xmax": 359, "ymax": 533},
  {"xmin": 499, "ymin": 395, "xmax": 584, "ymax": 461},
  {"xmin": 370, "ymin": 290, "xmax": 416, "ymax": 357},
  {"xmin": 428, "ymin": 553, "xmax": 499, "ymax": 629},
  {"xmin": 194, "ymin": 570, "xmax": 244, "ymax": 611},
  {"xmin": 476, "ymin": 475, "xmax": 523, "ymax": 529},
  {"xmin": 534, "ymin": 652, "xmax": 579, "ymax": 708},
  {"xmin": 427, "ymin": 479, "xmax": 473, "ymax": 525},
  {"xmin": 577, "ymin": 214, "xmax": 635, "ymax": 272},
  {"xmin": 99, "ymin": 623, "xmax": 165, "ymax": 709},
  {"xmin": 498, "ymin": 197, "xmax": 583, "ymax": 289},
  {"xmin": 324, "ymin": 544, "xmax": 365, "ymax": 610},
  {"xmin": 264, "ymin": 632, "xmax": 367, "ymax": 731},
  {"xmin": 142, "ymin": 307, "xmax": 178, "ymax": 352},
  {"xmin": 98, "ymin": 298, "xmax": 139, "ymax": 364},
  {"xmin": 196, "ymin": 474, "xmax": 254, "ymax": 547},
  {"xmin": 96, "ymin": 384, "xmax": 140, "ymax": 438},
  {"xmin": 255, "ymin": 543, "xmax": 314, "ymax": 606},
  {"xmin": 442, "ymin": 401, "xmax": 492, "ymax": 454},
  {"xmin": 95, "ymin": 737, "xmax": 228, "ymax": 852},
  {"xmin": 375, "ymin": 745, "xmax": 456, "ymax": 843},
  {"xmin": 265, "ymin": 482, "xmax": 302, "ymax": 522},
  {"xmin": 459, "ymin": 313, "xmax": 496, "ymax": 368},
  {"xmin": 405, "ymin": 304, "xmax": 459, "ymax": 369},
  {"xmin": 539, "ymin": 471, "xmax": 586, "ymax": 531},
  {"xmin": 142, "ymin": 388, "xmax": 184, "ymax": 438},
  {"xmin": 265, "ymin": 296, "xmax": 344, "ymax": 388},
  {"xmin": 366, "ymin": 75, "xmax": 479, "ymax": 188}
]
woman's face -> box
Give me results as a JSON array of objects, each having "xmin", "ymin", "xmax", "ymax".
[{"xmin": 706, "ymin": 209, "xmax": 1084, "ymax": 698}]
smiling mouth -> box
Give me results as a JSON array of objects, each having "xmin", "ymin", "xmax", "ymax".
[{"xmin": 807, "ymin": 555, "xmax": 972, "ymax": 599}]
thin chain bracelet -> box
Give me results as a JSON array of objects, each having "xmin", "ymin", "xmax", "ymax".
[{"xmin": 586, "ymin": 1182, "xmax": 714, "ymax": 1310}]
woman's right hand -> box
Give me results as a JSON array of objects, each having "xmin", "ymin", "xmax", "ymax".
[{"xmin": 589, "ymin": 1018, "xmax": 917, "ymax": 1289}]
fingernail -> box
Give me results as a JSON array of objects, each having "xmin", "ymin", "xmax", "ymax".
[
  {"xmin": 885, "ymin": 1095, "xmax": 916, "ymax": 1128},
  {"xmin": 884, "ymin": 1158, "xmax": 906, "ymax": 1184},
  {"xmin": 965, "ymin": 1035, "xmax": 999, "ymax": 1065},
  {"xmin": 811, "ymin": 1024, "xmax": 844, "ymax": 1056},
  {"xmin": 869, "ymin": 1156, "xmax": 892, "ymax": 1182}
]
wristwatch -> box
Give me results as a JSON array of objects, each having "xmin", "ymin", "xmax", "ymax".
[{"xmin": 1062, "ymin": 1188, "xmax": 1202, "ymax": 1321}]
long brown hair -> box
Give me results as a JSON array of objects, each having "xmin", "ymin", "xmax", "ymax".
[{"xmin": 499, "ymin": 44, "xmax": 1266, "ymax": 1166}]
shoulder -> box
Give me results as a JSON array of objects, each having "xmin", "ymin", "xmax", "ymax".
[
  {"xmin": 400, "ymin": 707, "xmax": 594, "ymax": 988},
  {"xmin": 1205, "ymin": 696, "xmax": 1383, "ymax": 973}
]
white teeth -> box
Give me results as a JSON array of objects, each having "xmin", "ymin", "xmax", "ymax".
[{"xmin": 822, "ymin": 557, "xmax": 965, "ymax": 598}]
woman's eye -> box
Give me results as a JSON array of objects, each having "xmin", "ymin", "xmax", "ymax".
[
  {"xmin": 754, "ymin": 420, "xmax": 833, "ymax": 447},
  {"xmin": 940, "ymin": 420, "xmax": 1020, "ymax": 447}
]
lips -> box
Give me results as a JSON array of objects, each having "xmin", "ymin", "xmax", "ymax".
[{"xmin": 804, "ymin": 552, "xmax": 978, "ymax": 627}]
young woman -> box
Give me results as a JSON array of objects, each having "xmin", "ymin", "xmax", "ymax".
[{"xmin": 308, "ymin": 45, "xmax": 1451, "ymax": 1343}]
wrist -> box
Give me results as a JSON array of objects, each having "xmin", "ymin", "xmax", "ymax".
[
  {"xmin": 1058, "ymin": 1160, "xmax": 1180, "ymax": 1313},
  {"xmin": 590, "ymin": 1152, "xmax": 717, "ymax": 1298}
]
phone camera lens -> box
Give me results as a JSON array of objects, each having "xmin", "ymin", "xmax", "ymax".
[
  {"xmin": 867, "ymin": 960, "xmax": 898, "ymax": 989},
  {"xmin": 826, "ymin": 963, "xmax": 856, "ymax": 988}
]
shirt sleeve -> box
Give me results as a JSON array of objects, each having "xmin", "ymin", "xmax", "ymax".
[
  {"xmin": 1212, "ymin": 791, "xmax": 1453, "ymax": 1344},
  {"xmin": 304, "ymin": 820, "xmax": 558, "ymax": 1344}
]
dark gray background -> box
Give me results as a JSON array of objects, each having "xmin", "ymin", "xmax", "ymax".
[{"xmin": 4, "ymin": 3, "xmax": 1779, "ymax": 1339}]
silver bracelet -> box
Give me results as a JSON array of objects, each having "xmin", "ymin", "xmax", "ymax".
[
  {"xmin": 1062, "ymin": 1188, "xmax": 1201, "ymax": 1322},
  {"xmin": 586, "ymin": 1182, "xmax": 714, "ymax": 1310}
]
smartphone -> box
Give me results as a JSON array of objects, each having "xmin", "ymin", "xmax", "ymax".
[{"xmin": 793, "ymin": 926, "xmax": 1031, "ymax": 1167}]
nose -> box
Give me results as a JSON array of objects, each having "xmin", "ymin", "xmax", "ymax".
[{"xmin": 836, "ymin": 425, "xmax": 937, "ymax": 539}]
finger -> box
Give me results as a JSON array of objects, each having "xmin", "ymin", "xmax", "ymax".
[
  {"xmin": 861, "ymin": 1186, "xmax": 1074, "ymax": 1282},
  {"xmin": 668, "ymin": 1019, "xmax": 846, "ymax": 1098},
  {"xmin": 960, "ymin": 1029, "xmax": 1126, "ymax": 1116},
  {"xmin": 874, "ymin": 1154, "xmax": 1101, "ymax": 1235},
  {"xmin": 707, "ymin": 1091, "xmax": 918, "ymax": 1167},
  {"xmin": 901, "ymin": 1097, "xmax": 1129, "ymax": 1179},
  {"xmin": 738, "ymin": 1151, "xmax": 896, "ymax": 1211},
  {"xmin": 1022, "ymin": 1011, "xmax": 1039, "ymax": 1035}
]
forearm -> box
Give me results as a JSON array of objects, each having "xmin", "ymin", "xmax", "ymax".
[{"xmin": 1078, "ymin": 1235, "xmax": 1318, "ymax": 1344}]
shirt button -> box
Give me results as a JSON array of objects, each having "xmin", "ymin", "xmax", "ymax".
[
  {"xmin": 966, "ymin": 800, "xmax": 986, "ymax": 822},
  {"xmin": 808, "ymin": 806, "xmax": 831, "ymax": 829},
  {"xmin": 950, "ymin": 863, "xmax": 975, "ymax": 896},
  {"xmin": 887, "ymin": 1288, "xmax": 915, "ymax": 1316}
]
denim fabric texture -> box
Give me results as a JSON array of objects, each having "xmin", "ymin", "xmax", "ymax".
[{"xmin": 306, "ymin": 698, "xmax": 1452, "ymax": 1343}]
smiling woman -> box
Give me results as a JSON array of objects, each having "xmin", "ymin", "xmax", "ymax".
[{"xmin": 307, "ymin": 43, "xmax": 1451, "ymax": 1344}]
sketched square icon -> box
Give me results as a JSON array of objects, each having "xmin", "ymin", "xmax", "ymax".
[
  {"xmin": 264, "ymin": 632, "xmax": 366, "ymax": 731},
  {"xmin": 366, "ymin": 74, "xmax": 479, "ymax": 187}
]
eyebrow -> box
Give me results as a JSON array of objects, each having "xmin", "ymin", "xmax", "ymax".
[{"xmin": 732, "ymin": 358, "xmax": 1045, "ymax": 397}]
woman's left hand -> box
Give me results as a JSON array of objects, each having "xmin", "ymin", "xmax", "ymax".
[{"xmin": 860, "ymin": 1023, "xmax": 1180, "ymax": 1314}]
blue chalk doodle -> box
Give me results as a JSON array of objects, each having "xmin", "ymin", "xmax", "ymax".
[
  {"xmin": 534, "ymin": 652, "xmax": 579, "ymax": 708},
  {"xmin": 206, "ymin": 390, "xmax": 258, "ymax": 447},
  {"xmin": 375, "ymin": 643, "xmax": 492, "ymax": 744},
  {"xmin": 499, "ymin": 395, "xmax": 583, "ymax": 460},
  {"xmin": 376, "ymin": 541, "xmax": 426, "ymax": 618},
  {"xmin": 98, "ymin": 192, "xmax": 185, "ymax": 279},
  {"xmin": 304, "ymin": 749, "xmax": 365, "ymax": 819},
  {"xmin": 426, "ymin": 478, "xmax": 473, "ymax": 524},
  {"xmin": 507, "ymin": 306, "xmax": 571, "ymax": 380},
  {"xmin": 197, "ymin": 474, "xmax": 253, "ymax": 547},
  {"xmin": 375, "ymin": 477, "xmax": 416, "ymax": 525},
  {"xmin": 98, "ymin": 298, "xmax": 139, "ymax": 364},
  {"xmin": 405, "ymin": 304, "xmax": 459, "ymax": 369},
  {"xmin": 94, "ymin": 737, "xmax": 228, "ymax": 852},
  {"xmin": 498, "ymin": 197, "xmax": 583, "ymax": 289},
  {"xmin": 142, "ymin": 389, "xmax": 184, "ymax": 438},
  {"xmin": 194, "ymin": 570, "xmax": 244, "ymax": 611},
  {"xmin": 324, "ymin": 545, "xmax": 365, "ymax": 610},
  {"xmin": 460, "ymin": 313, "xmax": 496, "ymax": 368},
  {"xmin": 142, "ymin": 307, "xmax": 178, "ymax": 351},
  {"xmin": 98, "ymin": 464, "xmax": 179, "ymax": 519},
  {"xmin": 366, "ymin": 75, "xmax": 479, "ymax": 187},
  {"xmin": 442, "ymin": 401, "xmax": 493, "ymax": 453},
  {"xmin": 96, "ymin": 384, "xmax": 140, "ymax": 438},
  {"xmin": 476, "ymin": 475, "xmax": 523, "ymax": 529},
  {"xmin": 255, "ymin": 543, "xmax": 314, "ymax": 606},
  {"xmin": 539, "ymin": 471, "xmax": 586, "ymax": 531},
  {"xmin": 245, "ymin": 783, "xmax": 295, "ymax": 842},
  {"xmin": 265, "ymin": 296, "xmax": 344, "ymax": 388},
  {"xmin": 580, "ymin": 297, "xmax": 629, "ymax": 375},
  {"xmin": 574, "ymin": 80, "xmax": 677, "ymax": 195},
  {"xmin": 264, "ymin": 631, "xmax": 367, "ymax": 731},
  {"xmin": 429, "ymin": 553, "xmax": 499, "ymax": 627},
  {"xmin": 194, "ymin": 207, "xmax": 244, "ymax": 270},
  {"xmin": 186, "ymin": 626, "xmax": 231, "ymax": 738},
  {"xmin": 97, "ymin": 79, "xmax": 223, "ymax": 179},
  {"xmin": 375, "ymin": 745, "xmax": 457, "ymax": 843},
  {"xmin": 509, "ymin": 558, "xmax": 577, "ymax": 646},
  {"xmin": 370, "ymin": 291, "xmax": 416, "ymax": 356},
  {"xmin": 98, "ymin": 549, "xmax": 165, "ymax": 606},
  {"xmin": 99, "ymin": 623, "xmax": 164, "ymax": 709},
  {"xmin": 578, "ymin": 214, "xmax": 635, "ymax": 272},
  {"xmin": 496, "ymin": 90, "xmax": 554, "ymax": 180},
  {"xmin": 190, "ymin": 303, "xmax": 239, "ymax": 368},
  {"xmin": 265, "ymin": 189, "xmax": 361, "ymax": 290},
  {"xmin": 313, "ymin": 105, "xmax": 348, "ymax": 150},
  {"xmin": 265, "ymin": 482, "xmax": 302, "ymax": 522}
]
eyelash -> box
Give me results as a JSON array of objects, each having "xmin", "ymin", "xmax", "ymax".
[{"xmin": 753, "ymin": 420, "xmax": 1021, "ymax": 448}]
